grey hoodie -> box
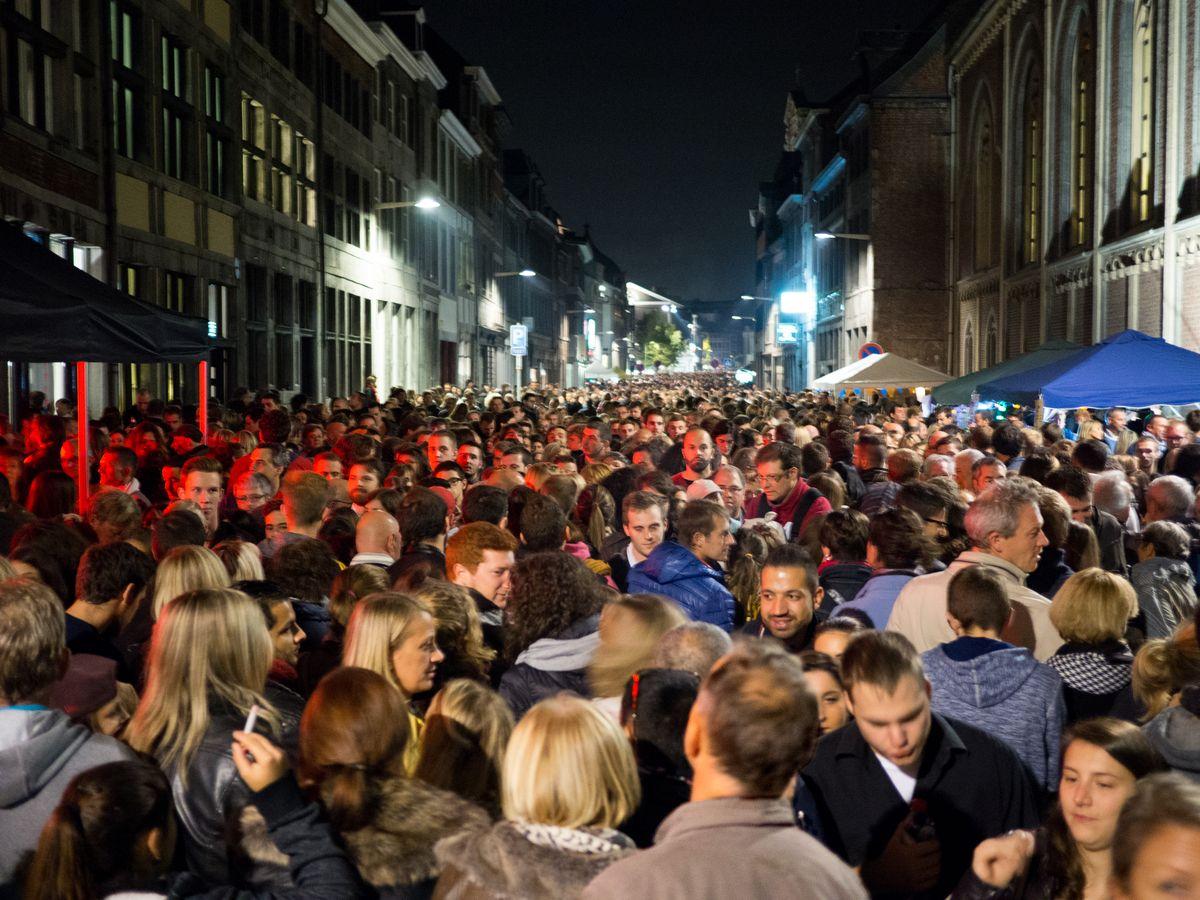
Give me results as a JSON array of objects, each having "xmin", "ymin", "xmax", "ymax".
[
  {"xmin": 922, "ymin": 637, "xmax": 1066, "ymax": 789},
  {"xmin": 1143, "ymin": 706, "xmax": 1200, "ymax": 781},
  {"xmin": 0, "ymin": 707, "xmax": 131, "ymax": 883}
]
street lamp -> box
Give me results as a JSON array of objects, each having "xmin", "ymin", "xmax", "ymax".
[
  {"xmin": 376, "ymin": 196, "xmax": 441, "ymax": 211},
  {"xmin": 731, "ymin": 315, "xmax": 752, "ymax": 321},
  {"xmin": 496, "ymin": 268, "xmax": 536, "ymax": 278},
  {"xmin": 739, "ymin": 294, "xmax": 772, "ymax": 301},
  {"xmin": 814, "ymin": 231, "xmax": 871, "ymax": 241}
]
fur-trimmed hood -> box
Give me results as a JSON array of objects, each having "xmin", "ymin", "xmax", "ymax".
[
  {"xmin": 332, "ymin": 776, "xmax": 490, "ymax": 888},
  {"xmin": 434, "ymin": 820, "xmax": 635, "ymax": 899},
  {"xmin": 241, "ymin": 775, "xmax": 489, "ymax": 889}
]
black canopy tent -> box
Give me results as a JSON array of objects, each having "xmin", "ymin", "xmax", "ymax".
[{"xmin": 0, "ymin": 223, "xmax": 210, "ymax": 507}]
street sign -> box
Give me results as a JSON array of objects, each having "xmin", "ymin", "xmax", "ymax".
[
  {"xmin": 776, "ymin": 322, "xmax": 799, "ymax": 344},
  {"xmin": 859, "ymin": 341, "xmax": 883, "ymax": 358},
  {"xmin": 510, "ymin": 323, "xmax": 528, "ymax": 357}
]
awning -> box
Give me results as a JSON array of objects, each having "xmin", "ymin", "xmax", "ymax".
[
  {"xmin": 932, "ymin": 340, "xmax": 1082, "ymax": 406},
  {"xmin": 977, "ymin": 330, "xmax": 1200, "ymax": 407},
  {"xmin": 811, "ymin": 352, "xmax": 950, "ymax": 394},
  {"xmin": 0, "ymin": 223, "xmax": 210, "ymax": 363}
]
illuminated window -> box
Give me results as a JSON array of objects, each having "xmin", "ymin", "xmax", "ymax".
[
  {"xmin": 160, "ymin": 32, "xmax": 192, "ymax": 181},
  {"xmin": 1022, "ymin": 69, "xmax": 1041, "ymax": 265},
  {"xmin": 1130, "ymin": 1, "xmax": 1154, "ymax": 224},
  {"xmin": 1070, "ymin": 33, "xmax": 1091, "ymax": 247}
]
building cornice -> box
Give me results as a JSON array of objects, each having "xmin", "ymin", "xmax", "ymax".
[
  {"xmin": 418, "ymin": 52, "xmax": 448, "ymax": 90},
  {"xmin": 466, "ymin": 66, "xmax": 502, "ymax": 105},
  {"xmin": 811, "ymin": 154, "xmax": 846, "ymax": 194},
  {"xmin": 952, "ymin": 0, "xmax": 1029, "ymax": 81},
  {"xmin": 369, "ymin": 23, "xmax": 424, "ymax": 82},
  {"xmin": 326, "ymin": 0, "xmax": 386, "ymax": 66},
  {"xmin": 439, "ymin": 110, "xmax": 482, "ymax": 157}
]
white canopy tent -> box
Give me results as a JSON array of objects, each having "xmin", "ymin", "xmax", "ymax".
[{"xmin": 811, "ymin": 352, "xmax": 951, "ymax": 395}]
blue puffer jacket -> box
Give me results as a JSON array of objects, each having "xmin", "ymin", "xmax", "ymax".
[{"xmin": 627, "ymin": 541, "xmax": 734, "ymax": 630}]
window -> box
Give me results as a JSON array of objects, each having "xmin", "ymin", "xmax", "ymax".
[
  {"xmin": 203, "ymin": 64, "xmax": 230, "ymax": 197},
  {"xmin": 160, "ymin": 32, "xmax": 192, "ymax": 181},
  {"xmin": 1021, "ymin": 67, "xmax": 1041, "ymax": 266},
  {"xmin": 268, "ymin": 0, "xmax": 290, "ymax": 66},
  {"xmin": 972, "ymin": 105, "xmax": 994, "ymax": 270},
  {"xmin": 1130, "ymin": 1, "xmax": 1154, "ymax": 224},
  {"xmin": 110, "ymin": 1, "xmax": 143, "ymax": 160},
  {"xmin": 270, "ymin": 114, "xmax": 294, "ymax": 216},
  {"xmin": 1070, "ymin": 32, "xmax": 1092, "ymax": 247},
  {"xmin": 7, "ymin": 0, "xmax": 54, "ymax": 132},
  {"xmin": 295, "ymin": 134, "xmax": 316, "ymax": 227},
  {"xmin": 207, "ymin": 282, "xmax": 230, "ymax": 338},
  {"xmin": 241, "ymin": 93, "xmax": 267, "ymax": 202},
  {"xmin": 164, "ymin": 271, "xmax": 194, "ymax": 315},
  {"xmin": 117, "ymin": 262, "xmax": 143, "ymax": 298},
  {"xmin": 240, "ymin": 0, "xmax": 265, "ymax": 44}
]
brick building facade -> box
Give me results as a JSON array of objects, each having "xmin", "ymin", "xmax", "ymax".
[
  {"xmin": 752, "ymin": 15, "xmax": 957, "ymax": 391},
  {"xmin": 951, "ymin": 0, "xmax": 1200, "ymax": 375}
]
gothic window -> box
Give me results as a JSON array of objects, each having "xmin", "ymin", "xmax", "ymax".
[
  {"xmin": 985, "ymin": 317, "xmax": 998, "ymax": 367},
  {"xmin": 964, "ymin": 321, "xmax": 976, "ymax": 374},
  {"xmin": 1070, "ymin": 30, "xmax": 1092, "ymax": 247},
  {"xmin": 1021, "ymin": 67, "xmax": 1042, "ymax": 265},
  {"xmin": 973, "ymin": 104, "xmax": 994, "ymax": 270},
  {"xmin": 1130, "ymin": 1, "xmax": 1154, "ymax": 224}
]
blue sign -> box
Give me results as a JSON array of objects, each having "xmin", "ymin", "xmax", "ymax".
[
  {"xmin": 510, "ymin": 324, "xmax": 528, "ymax": 357},
  {"xmin": 776, "ymin": 322, "xmax": 799, "ymax": 345}
]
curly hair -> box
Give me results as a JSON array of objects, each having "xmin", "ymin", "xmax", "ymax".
[{"xmin": 505, "ymin": 552, "xmax": 603, "ymax": 662}]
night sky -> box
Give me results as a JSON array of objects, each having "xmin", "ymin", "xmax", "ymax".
[{"xmin": 424, "ymin": 0, "xmax": 945, "ymax": 305}]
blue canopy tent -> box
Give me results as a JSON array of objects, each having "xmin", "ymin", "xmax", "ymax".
[
  {"xmin": 976, "ymin": 330, "xmax": 1200, "ymax": 408},
  {"xmin": 931, "ymin": 340, "xmax": 1081, "ymax": 406}
]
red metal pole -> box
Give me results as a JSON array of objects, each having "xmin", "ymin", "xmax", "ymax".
[
  {"xmin": 198, "ymin": 360, "xmax": 208, "ymax": 443},
  {"xmin": 75, "ymin": 361, "xmax": 88, "ymax": 512}
]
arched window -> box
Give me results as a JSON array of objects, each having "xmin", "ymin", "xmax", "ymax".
[
  {"xmin": 985, "ymin": 317, "xmax": 998, "ymax": 367},
  {"xmin": 1070, "ymin": 30, "xmax": 1092, "ymax": 246},
  {"xmin": 1130, "ymin": 0, "xmax": 1154, "ymax": 224},
  {"xmin": 1021, "ymin": 66, "xmax": 1042, "ymax": 265},
  {"xmin": 964, "ymin": 321, "xmax": 976, "ymax": 374},
  {"xmin": 973, "ymin": 102, "xmax": 994, "ymax": 270}
]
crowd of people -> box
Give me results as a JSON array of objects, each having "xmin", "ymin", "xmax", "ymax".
[{"xmin": 2, "ymin": 375, "xmax": 1200, "ymax": 898}]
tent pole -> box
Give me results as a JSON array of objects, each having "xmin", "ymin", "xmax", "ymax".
[
  {"xmin": 1035, "ymin": 393, "xmax": 1044, "ymax": 426},
  {"xmin": 197, "ymin": 360, "xmax": 208, "ymax": 444},
  {"xmin": 75, "ymin": 361, "xmax": 88, "ymax": 513}
]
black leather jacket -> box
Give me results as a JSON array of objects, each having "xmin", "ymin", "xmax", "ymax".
[{"xmin": 165, "ymin": 689, "xmax": 301, "ymax": 889}]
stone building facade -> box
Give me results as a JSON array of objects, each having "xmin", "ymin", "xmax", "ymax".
[{"xmin": 0, "ymin": 0, "xmax": 625, "ymax": 413}]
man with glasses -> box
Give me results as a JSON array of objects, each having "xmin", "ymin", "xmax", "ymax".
[
  {"xmin": 1045, "ymin": 465, "xmax": 1127, "ymax": 574},
  {"xmin": 434, "ymin": 461, "xmax": 468, "ymax": 507},
  {"xmin": 713, "ymin": 464, "xmax": 747, "ymax": 529},
  {"xmin": 750, "ymin": 442, "xmax": 831, "ymax": 539},
  {"xmin": 496, "ymin": 445, "xmax": 531, "ymax": 477},
  {"xmin": 232, "ymin": 471, "xmax": 274, "ymax": 515}
]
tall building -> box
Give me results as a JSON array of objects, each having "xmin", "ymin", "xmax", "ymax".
[
  {"xmin": 752, "ymin": 9, "xmax": 964, "ymax": 391},
  {"xmin": 949, "ymin": 0, "xmax": 1200, "ymax": 374},
  {"xmin": 0, "ymin": 0, "xmax": 628, "ymax": 413}
]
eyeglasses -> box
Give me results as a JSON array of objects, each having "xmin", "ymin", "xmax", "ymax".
[
  {"xmin": 758, "ymin": 470, "xmax": 795, "ymax": 486},
  {"xmin": 923, "ymin": 516, "xmax": 949, "ymax": 533},
  {"xmin": 443, "ymin": 477, "xmax": 464, "ymax": 486}
]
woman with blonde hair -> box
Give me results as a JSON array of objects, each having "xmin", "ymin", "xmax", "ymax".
[
  {"xmin": 1134, "ymin": 622, "xmax": 1200, "ymax": 722},
  {"xmin": 126, "ymin": 587, "xmax": 291, "ymax": 887},
  {"xmin": 343, "ymin": 591, "xmax": 444, "ymax": 773},
  {"xmin": 433, "ymin": 695, "xmax": 639, "ymax": 899},
  {"xmin": 589, "ymin": 594, "xmax": 687, "ymax": 720},
  {"xmin": 150, "ymin": 544, "xmax": 231, "ymax": 618},
  {"xmin": 416, "ymin": 580, "xmax": 496, "ymax": 689},
  {"xmin": 212, "ymin": 539, "xmax": 265, "ymax": 583},
  {"xmin": 299, "ymin": 667, "xmax": 490, "ymax": 898},
  {"xmin": 416, "ymin": 679, "xmax": 514, "ymax": 818},
  {"xmin": 1047, "ymin": 568, "xmax": 1142, "ymax": 723}
]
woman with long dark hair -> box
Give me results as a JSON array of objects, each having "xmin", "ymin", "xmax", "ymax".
[
  {"xmin": 955, "ymin": 718, "xmax": 1166, "ymax": 898},
  {"xmin": 299, "ymin": 667, "xmax": 488, "ymax": 898},
  {"xmin": 498, "ymin": 552, "xmax": 604, "ymax": 720}
]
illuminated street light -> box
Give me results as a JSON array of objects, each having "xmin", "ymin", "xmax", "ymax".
[
  {"xmin": 814, "ymin": 231, "xmax": 871, "ymax": 241},
  {"xmin": 497, "ymin": 268, "xmax": 537, "ymax": 278},
  {"xmin": 376, "ymin": 196, "xmax": 441, "ymax": 211}
]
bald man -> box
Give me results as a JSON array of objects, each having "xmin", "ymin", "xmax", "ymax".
[{"xmin": 349, "ymin": 509, "xmax": 402, "ymax": 568}]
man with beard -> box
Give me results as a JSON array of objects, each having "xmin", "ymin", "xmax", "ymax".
[
  {"xmin": 739, "ymin": 544, "xmax": 826, "ymax": 653},
  {"xmin": 347, "ymin": 461, "xmax": 382, "ymax": 516},
  {"xmin": 672, "ymin": 427, "xmax": 718, "ymax": 487}
]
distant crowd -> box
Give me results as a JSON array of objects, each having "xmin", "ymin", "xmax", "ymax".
[{"xmin": 2, "ymin": 374, "xmax": 1200, "ymax": 898}]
